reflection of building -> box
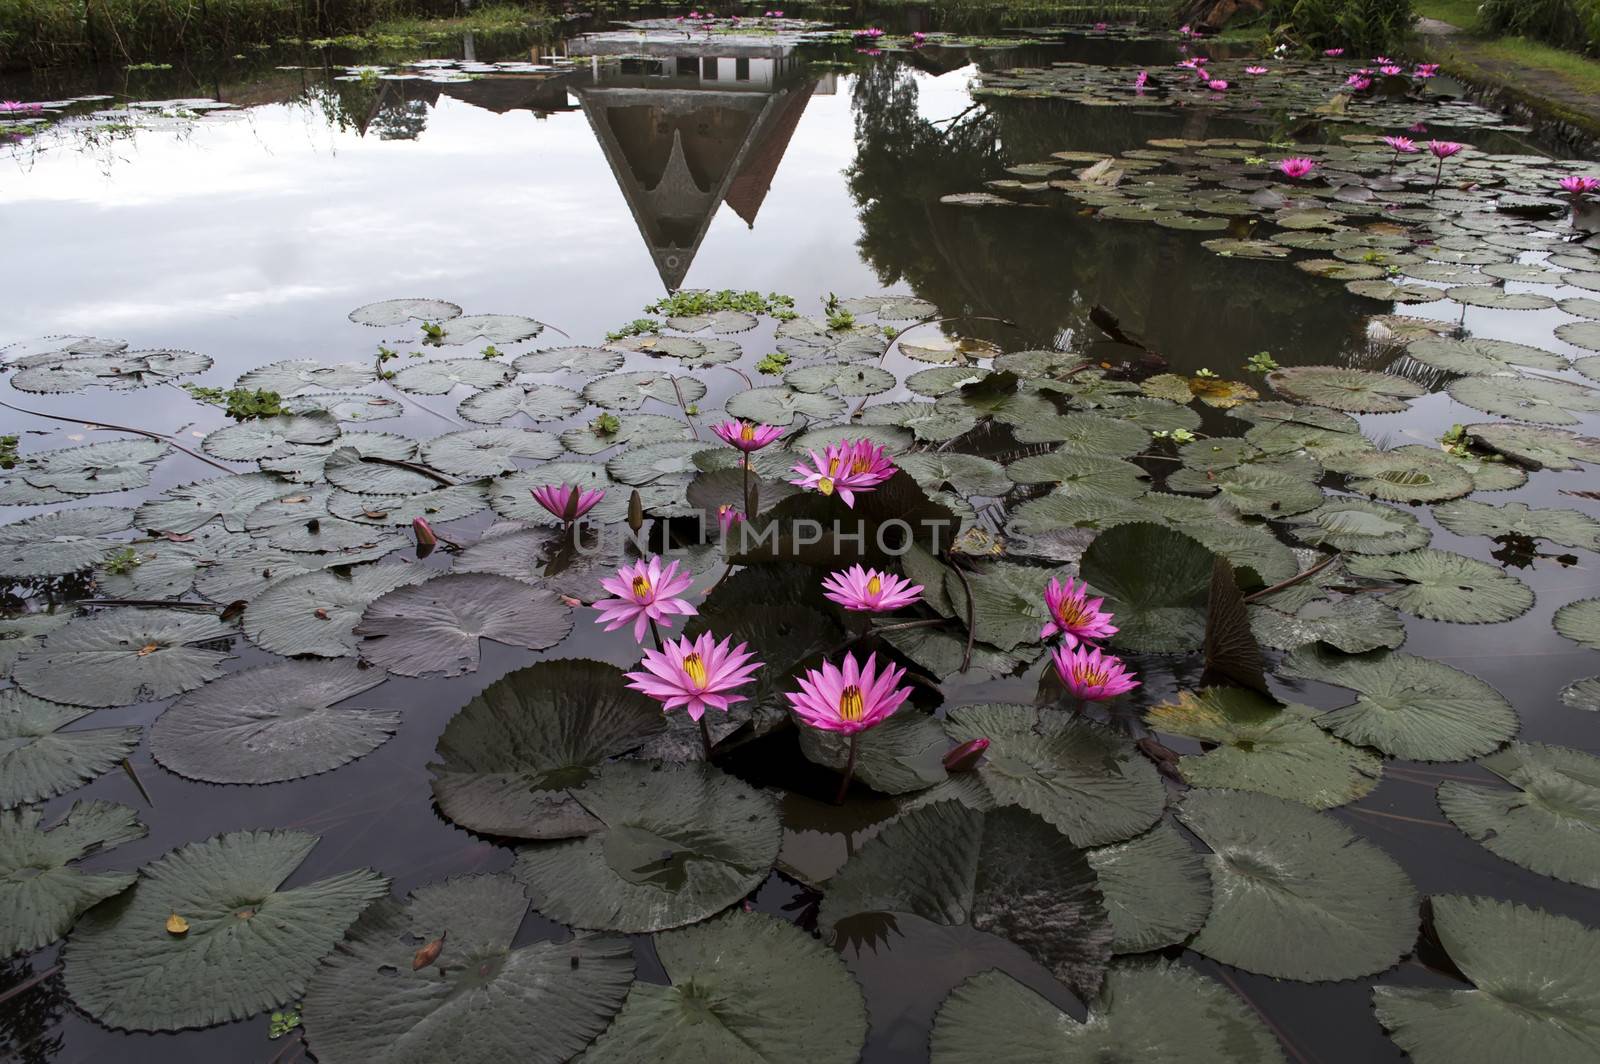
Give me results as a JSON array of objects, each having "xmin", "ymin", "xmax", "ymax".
[{"xmin": 573, "ymin": 49, "xmax": 832, "ymax": 290}]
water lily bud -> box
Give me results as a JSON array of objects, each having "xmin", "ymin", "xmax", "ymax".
[
  {"xmin": 943, "ymin": 737, "xmax": 989, "ymax": 773},
  {"xmin": 628, "ymin": 489, "xmax": 644, "ymax": 533},
  {"xmin": 412, "ymin": 517, "xmax": 437, "ymax": 558}
]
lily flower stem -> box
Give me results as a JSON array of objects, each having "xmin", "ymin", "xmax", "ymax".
[
  {"xmin": 835, "ymin": 733, "xmax": 861, "ymax": 804},
  {"xmin": 647, "ymin": 617, "xmax": 666, "ymax": 654},
  {"xmin": 699, "ymin": 715, "xmax": 714, "ymax": 760},
  {"xmin": 743, "ymin": 454, "xmax": 753, "ymax": 514}
]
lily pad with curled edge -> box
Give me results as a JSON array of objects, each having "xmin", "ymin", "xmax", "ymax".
[
  {"xmin": 429, "ymin": 660, "xmax": 664, "ymax": 840},
  {"xmin": 515, "ymin": 345, "xmax": 625, "ymax": 375},
  {"xmin": 942, "ymin": 704, "xmax": 1164, "ymax": 847},
  {"xmin": 1149, "ymin": 688, "xmax": 1382, "ymax": 809},
  {"xmin": 725, "ymin": 386, "xmax": 846, "ymax": 426},
  {"xmin": 0, "ymin": 690, "xmax": 141, "ymax": 808},
  {"xmin": 1438, "ymin": 743, "xmax": 1600, "ymax": 888},
  {"xmin": 1324, "ymin": 450, "xmax": 1475, "ymax": 503},
  {"xmin": 1268, "ymin": 366, "xmax": 1425, "ymax": 412},
  {"xmin": 392, "ymin": 358, "xmax": 514, "ymax": 395},
  {"xmin": 1080, "ymin": 522, "xmax": 1213, "ymax": 653},
  {"xmin": 1372, "ymin": 895, "xmax": 1600, "ymax": 1064},
  {"xmin": 12, "ymin": 608, "xmax": 233, "ymax": 708},
  {"xmin": 63, "ymin": 829, "xmax": 389, "ymax": 1032},
  {"xmin": 0, "ymin": 800, "xmax": 145, "ymax": 956},
  {"xmin": 1404, "ymin": 337, "xmax": 1568, "ymax": 374},
  {"xmin": 1466, "ymin": 422, "xmax": 1600, "ymax": 470},
  {"xmin": 583, "ymin": 371, "xmax": 706, "ymax": 411},
  {"xmin": 1346, "ymin": 549, "xmax": 1533, "ymax": 624},
  {"xmin": 457, "ymin": 383, "xmax": 585, "ymax": 425},
  {"xmin": 1347, "ymin": 279, "xmax": 1444, "ymax": 303},
  {"xmin": 510, "ymin": 760, "xmax": 781, "ymax": 933},
  {"xmin": 796, "ymin": 712, "xmax": 948, "ymax": 797},
  {"xmin": 1434, "ymin": 499, "xmax": 1600, "ymax": 550},
  {"xmin": 582, "ymin": 909, "xmax": 865, "ymax": 1064},
  {"xmin": 1287, "ymin": 498, "xmax": 1430, "ymax": 554},
  {"xmin": 419, "ymin": 428, "xmax": 560, "ymax": 478},
  {"xmin": 302, "ymin": 874, "xmax": 633, "ymax": 1064},
  {"xmin": 235, "ymin": 359, "xmax": 375, "ymax": 394},
  {"xmin": 1005, "ymin": 452, "xmax": 1149, "ymax": 498},
  {"xmin": 1178, "ymin": 789, "xmax": 1417, "ymax": 982},
  {"xmin": 134, "ymin": 472, "xmax": 294, "ymax": 534},
  {"xmin": 1280, "ymin": 646, "xmax": 1516, "ymax": 761},
  {"xmin": 355, "ymin": 573, "xmax": 571, "ymax": 678},
  {"xmin": 900, "ymin": 334, "xmax": 1001, "ymax": 365},
  {"xmin": 560, "ymin": 413, "xmax": 690, "ymax": 455},
  {"xmin": 1446, "ymin": 286, "xmax": 1556, "ymax": 310},
  {"xmin": 906, "ymin": 365, "xmax": 989, "ymax": 397},
  {"xmin": 1011, "ymin": 411, "xmax": 1150, "ymax": 455},
  {"xmin": 245, "ymin": 563, "xmax": 428, "ymax": 658},
  {"xmin": 818, "ymin": 800, "xmax": 1113, "ymax": 996},
  {"xmin": 0, "ymin": 505, "xmax": 132, "ymax": 578},
  {"xmin": 841, "ymin": 294, "xmax": 936, "ymax": 320},
  {"xmin": 149, "ymin": 659, "xmax": 399, "ymax": 784},
  {"xmin": 1086, "ymin": 821, "xmax": 1210, "ymax": 954},
  {"xmin": 1555, "ymin": 598, "xmax": 1600, "ymax": 650},
  {"xmin": 347, "ymin": 297, "xmax": 462, "ymax": 326},
  {"xmin": 436, "ymin": 313, "xmax": 545, "ymax": 346},
  {"xmin": 202, "ymin": 413, "xmax": 340, "ymax": 461},
  {"xmin": 1249, "ymin": 596, "xmax": 1407, "ymax": 654},
  {"xmin": 19, "ymin": 439, "xmax": 169, "ymax": 495},
  {"xmin": 895, "ymin": 453, "xmax": 1009, "ymax": 497},
  {"xmin": 931, "ymin": 960, "xmax": 1283, "ymax": 1064},
  {"xmin": 783, "ymin": 362, "xmax": 896, "ymax": 397}
]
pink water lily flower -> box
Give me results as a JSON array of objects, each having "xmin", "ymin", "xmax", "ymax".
[
  {"xmin": 790, "ymin": 438, "xmax": 894, "ymax": 507},
  {"xmin": 1414, "ymin": 63, "xmax": 1439, "ymax": 78},
  {"xmin": 1560, "ymin": 175, "xmax": 1600, "ymax": 197},
  {"xmin": 1179, "ymin": 57, "xmax": 1202, "ymax": 69},
  {"xmin": 1409, "ymin": 121, "xmax": 1428, "ymax": 133},
  {"xmin": 1347, "ymin": 74, "xmax": 1372, "ymax": 90},
  {"xmin": 822, "ymin": 565, "xmax": 923, "ymax": 613},
  {"xmin": 1094, "ymin": 21, "xmax": 1107, "ymax": 30},
  {"xmin": 594, "ymin": 555, "xmax": 697, "ymax": 642},
  {"xmin": 1324, "ymin": 47, "xmax": 1344, "ymax": 57},
  {"xmin": 1380, "ymin": 65, "xmax": 1403, "ymax": 76},
  {"xmin": 1429, "ymin": 140, "xmax": 1464, "ymax": 158},
  {"xmin": 1040, "ymin": 577, "xmax": 1117, "ymax": 647},
  {"xmin": 1373, "ymin": 55, "xmax": 1393, "ymax": 64},
  {"xmin": 787, "ymin": 651, "xmax": 911, "ymax": 736},
  {"xmin": 0, "ymin": 101, "xmax": 43, "ymax": 114},
  {"xmin": 1135, "ymin": 69, "xmax": 1149, "ymax": 89},
  {"xmin": 1179, "ymin": 23, "xmax": 1192, "ymax": 36},
  {"xmin": 625, "ymin": 630, "xmax": 761, "ymax": 722},
  {"xmin": 1052, "ymin": 644, "xmax": 1140, "ymax": 703},
  {"xmin": 1276, "ymin": 157, "xmax": 1318, "ymax": 180},
  {"xmin": 712, "ymin": 419, "xmax": 783, "ymax": 452},
  {"xmin": 1383, "ymin": 135, "xmax": 1418, "ymax": 153},
  {"xmin": 1245, "ymin": 65, "xmax": 1268, "ymax": 75},
  {"xmin": 716, "ymin": 503, "xmax": 743, "ymax": 537},
  {"xmin": 531, "ymin": 483, "xmax": 604, "ymax": 523},
  {"xmin": 1207, "ymin": 79, "xmax": 1229, "ymax": 91}
]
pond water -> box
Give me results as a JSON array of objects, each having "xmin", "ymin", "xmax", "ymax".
[{"xmin": 3, "ymin": 9, "xmax": 1600, "ymax": 1064}]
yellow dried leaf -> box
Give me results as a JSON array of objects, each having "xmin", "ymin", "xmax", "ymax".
[{"xmin": 165, "ymin": 913, "xmax": 189, "ymax": 935}]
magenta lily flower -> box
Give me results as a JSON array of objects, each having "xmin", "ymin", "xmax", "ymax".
[
  {"xmin": 1040, "ymin": 577, "xmax": 1118, "ymax": 647},
  {"xmin": 1207, "ymin": 79, "xmax": 1229, "ymax": 92},
  {"xmin": 1245, "ymin": 65, "xmax": 1268, "ymax": 75},
  {"xmin": 787, "ymin": 650, "xmax": 913, "ymax": 801},
  {"xmin": 1383, "ymin": 135, "xmax": 1418, "ymax": 153},
  {"xmin": 625, "ymin": 630, "xmax": 761, "ymax": 722},
  {"xmin": 531, "ymin": 483, "xmax": 604, "ymax": 523},
  {"xmin": 1347, "ymin": 75, "xmax": 1372, "ymax": 90},
  {"xmin": 712, "ymin": 419, "xmax": 783, "ymax": 452},
  {"xmin": 1414, "ymin": 63, "xmax": 1439, "ymax": 79},
  {"xmin": 593, "ymin": 555, "xmax": 697, "ymax": 642},
  {"xmin": 1276, "ymin": 157, "xmax": 1318, "ymax": 180},
  {"xmin": 1429, "ymin": 140, "xmax": 1464, "ymax": 158},
  {"xmin": 822, "ymin": 565, "xmax": 923, "ymax": 614},
  {"xmin": 1324, "ymin": 47, "xmax": 1344, "ymax": 57},
  {"xmin": 1380, "ymin": 64, "xmax": 1403, "ymax": 76},
  {"xmin": 1134, "ymin": 69, "xmax": 1149, "ymax": 89},
  {"xmin": 1051, "ymin": 644, "xmax": 1140, "ymax": 704},
  {"xmin": 1560, "ymin": 175, "xmax": 1600, "ymax": 198},
  {"xmin": 790, "ymin": 438, "xmax": 894, "ymax": 508},
  {"xmin": 716, "ymin": 503, "xmax": 743, "ymax": 538}
]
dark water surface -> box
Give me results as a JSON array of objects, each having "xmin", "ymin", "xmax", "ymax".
[{"xmin": 3, "ymin": 11, "xmax": 1599, "ymax": 1064}]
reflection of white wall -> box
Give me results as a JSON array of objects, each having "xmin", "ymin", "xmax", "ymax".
[{"xmin": 813, "ymin": 72, "xmax": 837, "ymax": 96}]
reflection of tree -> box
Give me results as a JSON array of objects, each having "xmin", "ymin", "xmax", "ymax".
[
  {"xmin": 845, "ymin": 58, "xmax": 1376, "ymax": 372},
  {"xmin": 0, "ymin": 959, "xmax": 67, "ymax": 1064},
  {"xmin": 297, "ymin": 76, "xmax": 430, "ymax": 141}
]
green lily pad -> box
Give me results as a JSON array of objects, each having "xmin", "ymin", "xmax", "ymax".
[
  {"xmin": 895, "ymin": 453, "xmax": 1011, "ymax": 498},
  {"xmin": 943, "ymin": 562, "xmax": 1051, "ymax": 652},
  {"xmin": 1556, "ymin": 320, "xmax": 1600, "ymax": 352},
  {"xmin": 303, "ymin": 873, "xmax": 632, "ymax": 1064},
  {"xmin": 347, "ymin": 297, "xmax": 461, "ymax": 326},
  {"xmin": 514, "ymin": 346, "xmax": 625, "ymax": 375},
  {"xmin": 1324, "ymin": 450, "xmax": 1477, "ymax": 503},
  {"xmin": 1178, "ymin": 788, "xmax": 1418, "ymax": 981},
  {"xmin": 149, "ymin": 659, "xmax": 399, "ymax": 784},
  {"xmin": 328, "ymin": 482, "xmax": 490, "ymax": 526},
  {"xmin": 1554, "ymin": 597, "xmax": 1600, "ymax": 649},
  {"xmin": 458, "ymin": 384, "xmax": 586, "ymax": 425},
  {"xmin": 1166, "ymin": 463, "xmax": 1325, "ymax": 517},
  {"xmin": 1080, "ymin": 522, "xmax": 1214, "ymax": 653},
  {"xmin": 783, "ymin": 363, "xmax": 896, "ymax": 397},
  {"xmin": 584, "ymin": 371, "xmax": 706, "ymax": 411},
  {"xmin": 417, "ymin": 428, "xmax": 560, "ymax": 479},
  {"xmin": 797, "ymin": 711, "xmax": 948, "ymax": 796},
  {"xmin": 355, "ymin": 573, "xmax": 571, "ymax": 678},
  {"xmin": 19, "ymin": 439, "xmax": 170, "ymax": 495},
  {"xmin": 560, "ymin": 413, "xmax": 690, "ymax": 455},
  {"xmin": 12, "ymin": 608, "xmax": 234, "ymax": 708},
  {"xmin": 1268, "ymin": 366, "xmax": 1425, "ymax": 412},
  {"xmin": 1433, "ymin": 499, "xmax": 1600, "ymax": 550},
  {"xmin": 511, "ymin": 760, "xmax": 780, "ymax": 932},
  {"xmin": 202, "ymin": 413, "xmax": 340, "ymax": 461},
  {"xmin": 1447, "ymin": 374, "xmax": 1600, "ymax": 426},
  {"xmin": 1011, "ymin": 412, "xmax": 1149, "ymax": 455},
  {"xmin": 1405, "ymin": 337, "xmax": 1568, "ymax": 374},
  {"xmin": 63, "ymin": 829, "xmax": 389, "ymax": 1031},
  {"xmin": 0, "ymin": 689, "xmax": 141, "ymax": 808},
  {"xmin": 1467, "ymin": 422, "xmax": 1600, "ymax": 469},
  {"xmin": 0, "ymin": 505, "xmax": 132, "ymax": 578},
  {"xmin": 841, "ymin": 294, "xmax": 937, "ymax": 320},
  {"xmin": 261, "ymin": 431, "xmax": 417, "ymax": 482},
  {"xmin": 235, "ymin": 359, "xmax": 375, "ymax": 394},
  {"xmin": 392, "ymin": 358, "xmax": 514, "ymax": 395},
  {"xmin": 437, "ymin": 313, "xmax": 545, "ymax": 346},
  {"xmin": 0, "ymin": 613, "xmax": 71, "ymax": 677},
  {"xmin": 1438, "ymin": 743, "xmax": 1600, "ymax": 888},
  {"xmin": 726, "ymin": 386, "xmax": 847, "ymax": 426},
  {"xmin": 1249, "ymin": 597, "xmax": 1407, "ymax": 654},
  {"xmin": 1005, "ymin": 452, "xmax": 1149, "ymax": 498},
  {"xmin": 0, "ymin": 800, "xmax": 145, "ymax": 956},
  {"xmin": 1346, "ymin": 549, "xmax": 1533, "ymax": 624},
  {"xmin": 134, "ymin": 472, "xmax": 293, "ymax": 534},
  {"xmin": 1288, "ymin": 498, "xmax": 1430, "ymax": 554},
  {"xmin": 1087, "ymin": 822, "xmax": 1212, "ymax": 954},
  {"xmin": 245, "ymin": 564, "xmax": 428, "ymax": 658}
]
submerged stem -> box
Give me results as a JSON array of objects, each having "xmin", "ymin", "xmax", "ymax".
[{"xmin": 835, "ymin": 732, "xmax": 860, "ymax": 805}]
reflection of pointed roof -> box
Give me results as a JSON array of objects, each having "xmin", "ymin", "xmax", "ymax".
[{"xmin": 725, "ymin": 82, "xmax": 813, "ymax": 228}]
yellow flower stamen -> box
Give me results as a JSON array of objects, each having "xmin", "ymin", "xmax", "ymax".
[
  {"xmin": 632, "ymin": 576, "xmax": 652, "ymax": 601},
  {"xmin": 827, "ymin": 457, "xmax": 841, "ymax": 476},
  {"xmin": 818, "ymin": 477, "xmax": 834, "ymax": 496},
  {"xmin": 1057, "ymin": 600, "xmax": 1092, "ymax": 626},
  {"xmin": 839, "ymin": 685, "xmax": 865, "ymax": 722},
  {"xmin": 1072, "ymin": 665, "xmax": 1109, "ymax": 687},
  {"xmin": 682, "ymin": 653, "xmax": 708, "ymax": 690},
  {"xmin": 866, "ymin": 575, "xmax": 882, "ymax": 596},
  {"xmin": 740, "ymin": 423, "xmax": 756, "ymax": 442},
  {"xmin": 851, "ymin": 455, "xmax": 873, "ymax": 474}
]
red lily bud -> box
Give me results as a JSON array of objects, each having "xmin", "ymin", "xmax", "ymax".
[
  {"xmin": 412, "ymin": 517, "xmax": 437, "ymax": 559},
  {"xmin": 943, "ymin": 737, "xmax": 989, "ymax": 773}
]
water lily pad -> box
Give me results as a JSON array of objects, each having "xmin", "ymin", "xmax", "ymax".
[
  {"xmin": 1288, "ymin": 498, "xmax": 1430, "ymax": 554},
  {"xmin": 0, "ymin": 689, "xmax": 141, "ymax": 808},
  {"xmin": 302, "ymin": 874, "xmax": 633, "ymax": 1064},
  {"xmin": 819, "ymin": 799, "xmax": 1112, "ymax": 995},
  {"xmin": 1249, "ymin": 597, "xmax": 1407, "ymax": 654},
  {"xmin": 0, "ymin": 800, "xmax": 144, "ymax": 956},
  {"xmin": 783, "ymin": 363, "xmax": 896, "ymax": 397},
  {"xmin": 1446, "ymin": 286, "xmax": 1555, "ymax": 310},
  {"xmin": 1372, "ymin": 895, "xmax": 1600, "ymax": 1064},
  {"xmin": 1086, "ymin": 822, "xmax": 1211, "ymax": 954},
  {"xmin": 1434, "ymin": 499, "xmax": 1600, "ymax": 550},
  {"xmin": 63, "ymin": 829, "xmax": 389, "ymax": 1031},
  {"xmin": 261, "ymin": 432, "xmax": 416, "ymax": 482},
  {"xmin": 1326, "ymin": 450, "xmax": 1476, "ymax": 502},
  {"xmin": 19, "ymin": 439, "xmax": 169, "ymax": 495},
  {"xmin": 203, "ymin": 413, "xmax": 340, "ymax": 461},
  {"xmin": 1346, "ymin": 549, "xmax": 1533, "ymax": 624},
  {"xmin": 1467, "ymin": 422, "xmax": 1600, "ymax": 469},
  {"xmin": 458, "ymin": 383, "xmax": 586, "ymax": 424},
  {"xmin": 418, "ymin": 428, "xmax": 561, "ymax": 478},
  {"xmin": 392, "ymin": 358, "xmax": 514, "ymax": 395},
  {"xmin": 245, "ymin": 563, "xmax": 427, "ymax": 657},
  {"xmin": 134, "ymin": 472, "xmax": 293, "ymax": 533},
  {"xmin": 560, "ymin": 413, "xmax": 690, "ymax": 455},
  {"xmin": 149, "ymin": 659, "xmax": 399, "ymax": 784},
  {"xmin": 511, "ymin": 760, "xmax": 780, "ymax": 932},
  {"xmin": 1280, "ymin": 647, "xmax": 1516, "ymax": 761},
  {"xmin": 1438, "ymin": 743, "xmax": 1600, "ymax": 888},
  {"xmin": 1405, "ymin": 337, "xmax": 1568, "ymax": 374},
  {"xmin": 235, "ymin": 360, "xmax": 376, "ymax": 394},
  {"xmin": 12, "ymin": 608, "xmax": 234, "ymax": 708},
  {"xmin": 1268, "ymin": 366, "xmax": 1425, "ymax": 412},
  {"xmin": 1554, "ymin": 597, "xmax": 1600, "ymax": 649},
  {"xmin": 322, "ymin": 445, "xmax": 456, "ymax": 493},
  {"xmin": 437, "ymin": 313, "xmax": 545, "ymax": 346},
  {"xmin": 858, "ymin": 400, "xmax": 977, "ymax": 442},
  {"xmin": 0, "ymin": 613, "xmax": 71, "ymax": 677},
  {"xmin": 930, "ymin": 961, "xmax": 1285, "ymax": 1064},
  {"xmin": 900, "ymin": 334, "xmax": 1001, "ymax": 365},
  {"xmin": 944, "ymin": 562, "xmax": 1052, "ymax": 652},
  {"xmin": 1011, "ymin": 412, "xmax": 1150, "ymax": 456},
  {"xmin": 796, "ymin": 711, "xmax": 948, "ymax": 797},
  {"xmin": 355, "ymin": 573, "xmax": 571, "ymax": 678},
  {"xmin": 0, "ymin": 505, "xmax": 132, "ymax": 577},
  {"xmin": 1347, "ymin": 279, "xmax": 1444, "ymax": 303},
  {"xmin": 1080, "ymin": 522, "xmax": 1214, "ymax": 653},
  {"xmin": 725, "ymin": 386, "xmax": 846, "ymax": 426},
  {"xmin": 264, "ymin": 515, "xmax": 400, "ymax": 554},
  {"xmin": 584, "ymin": 371, "xmax": 706, "ymax": 411},
  {"xmin": 1561, "ymin": 676, "xmax": 1600, "ymax": 711},
  {"xmin": 581, "ymin": 910, "xmax": 867, "ymax": 1064},
  {"xmin": 1167, "ymin": 463, "xmax": 1325, "ymax": 517},
  {"xmin": 515, "ymin": 346, "xmax": 625, "ymax": 375},
  {"xmin": 1150, "ymin": 688, "xmax": 1382, "ymax": 808},
  {"xmin": 1006, "ymin": 452, "xmax": 1149, "ymax": 498},
  {"xmin": 841, "ymin": 294, "xmax": 936, "ymax": 320},
  {"xmin": 348, "ymin": 297, "xmax": 462, "ymax": 326},
  {"xmin": 1556, "ymin": 320, "xmax": 1600, "ymax": 352},
  {"xmin": 1447, "ymin": 374, "xmax": 1600, "ymax": 425},
  {"xmin": 1178, "ymin": 789, "xmax": 1417, "ymax": 981}
]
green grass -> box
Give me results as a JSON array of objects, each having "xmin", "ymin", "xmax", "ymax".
[
  {"xmin": 1413, "ymin": 0, "xmax": 1483, "ymax": 28},
  {"xmin": 1470, "ymin": 34, "xmax": 1600, "ymax": 94}
]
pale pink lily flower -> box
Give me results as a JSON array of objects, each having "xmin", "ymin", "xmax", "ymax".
[
  {"xmin": 1135, "ymin": 70, "xmax": 1149, "ymax": 89},
  {"xmin": 1347, "ymin": 75, "xmax": 1372, "ymax": 90},
  {"xmin": 1324, "ymin": 48, "xmax": 1344, "ymax": 57},
  {"xmin": 790, "ymin": 438, "xmax": 894, "ymax": 508},
  {"xmin": 1245, "ymin": 65, "xmax": 1268, "ymax": 75},
  {"xmin": 1383, "ymin": 135, "xmax": 1418, "ymax": 153},
  {"xmin": 1040, "ymin": 577, "xmax": 1118, "ymax": 647},
  {"xmin": 786, "ymin": 651, "xmax": 911, "ymax": 736},
  {"xmin": 1094, "ymin": 21, "xmax": 1107, "ymax": 30},
  {"xmin": 1380, "ymin": 65, "xmax": 1402, "ymax": 76},
  {"xmin": 1409, "ymin": 121, "xmax": 1428, "ymax": 132},
  {"xmin": 712, "ymin": 419, "xmax": 783, "ymax": 452},
  {"xmin": 1179, "ymin": 23, "xmax": 1192, "ymax": 36},
  {"xmin": 1560, "ymin": 176, "xmax": 1600, "ymax": 197},
  {"xmin": 1276, "ymin": 157, "xmax": 1318, "ymax": 180},
  {"xmin": 1051, "ymin": 645, "xmax": 1140, "ymax": 703},
  {"xmin": 1414, "ymin": 63, "xmax": 1439, "ymax": 78},
  {"xmin": 531, "ymin": 483, "xmax": 604, "ymax": 522},
  {"xmin": 1207, "ymin": 79, "xmax": 1228, "ymax": 92},
  {"xmin": 593, "ymin": 555, "xmax": 697, "ymax": 642},
  {"xmin": 821, "ymin": 565, "xmax": 923, "ymax": 613},
  {"xmin": 1429, "ymin": 140, "xmax": 1464, "ymax": 158},
  {"xmin": 625, "ymin": 630, "xmax": 761, "ymax": 722},
  {"xmin": 1373, "ymin": 55, "xmax": 1393, "ymax": 64}
]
